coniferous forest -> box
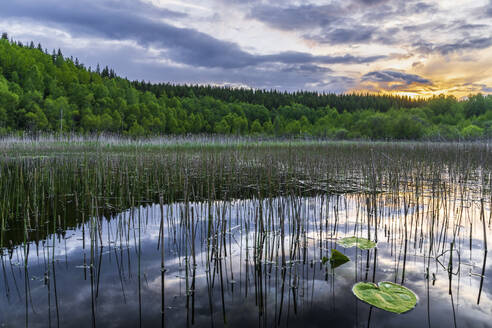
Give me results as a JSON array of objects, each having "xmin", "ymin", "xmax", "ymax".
[{"xmin": 1, "ymin": 34, "xmax": 491, "ymax": 139}]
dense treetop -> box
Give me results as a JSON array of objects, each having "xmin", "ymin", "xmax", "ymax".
[{"xmin": 0, "ymin": 35, "xmax": 491, "ymax": 139}]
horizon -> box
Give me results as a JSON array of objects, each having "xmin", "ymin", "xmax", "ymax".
[{"xmin": 1, "ymin": 0, "xmax": 492, "ymax": 98}]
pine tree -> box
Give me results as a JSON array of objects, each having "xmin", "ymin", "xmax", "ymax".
[{"xmin": 101, "ymin": 66, "xmax": 109, "ymax": 78}]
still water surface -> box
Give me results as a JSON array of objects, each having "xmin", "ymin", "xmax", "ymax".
[{"xmin": 0, "ymin": 194, "xmax": 490, "ymax": 327}]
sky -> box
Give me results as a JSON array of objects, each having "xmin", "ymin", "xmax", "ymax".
[{"xmin": 1, "ymin": 0, "xmax": 492, "ymax": 97}]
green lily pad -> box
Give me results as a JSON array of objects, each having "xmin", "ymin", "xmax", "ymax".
[
  {"xmin": 338, "ymin": 236, "xmax": 376, "ymax": 250},
  {"xmin": 352, "ymin": 281, "xmax": 418, "ymax": 314},
  {"xmin": 329, "ymin": 249, "xmax": 350, "ymax": 268},
  {"xmin": 321, "ymin": 256, "xmax": 329, "ymax": 265}
]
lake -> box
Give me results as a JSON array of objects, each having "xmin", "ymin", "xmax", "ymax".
[{"xmin": 0, "ymin": 139, "xmax": 490, "ymax": 327}]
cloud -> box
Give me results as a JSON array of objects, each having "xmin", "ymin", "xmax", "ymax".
[
  {"xmin": 360, "ymin": 1, "xmax": 437, "ymax": 21},
  {"xmin": 0, "ymin": 0, "xmax": 383, "ymax": 71},
  {"xmin": 486, "ymin": 1, "xmax": 492, "ymax": 17},
  {"xmin": 410, "ymin": 35, "xmax": 492, "ymax": 56},
  {"xmin": 0, "ymin": 0, "xmax": 256, "ymax": 69},
  {"xmin": 460, "ymin": 83, "xmax": 492, "ymax": 94},
  {"xmin": 458, "ymin": 23, "xmax": 489, "ymax": 30},
  {"xmin": 281, "ymin": 64, "xmax": 333, "ymax": 74},
  {"xmin": 1, "ymin": 0, "xmax": 492, "ymax": 96},
  {"xmin": 262, "ymin": 52, "xmax": 385, "ymax": 65},
  {"xmin": 249, "ymin": 4, "xmax": 344, "ymax": 30},
  {"xmin": 361, "ymin": 70, "xmax": 432, "ymax": 85},
  {"xmin": 307, "ymin": 26, "xmax": 375, "ymax": 44},
  {"xmin": 248, "ymin": 1, "xmax": 433, "ymax": 46},
  {"xmin": 461, "ymin": 83, "xmax": 492, "ymax": 94},
  {"xmin": 305, "ymin": 25, "xmax": 400, "ymax": 45},
  {"xmin": 354, "ymin": 0, "xmax": 389, "ymax": 5},
  {"xmin": 413, "ymin": 2, "xmax": 436, "ymax": 14},
  {"xmin": 436, "ymin": 37, "xmax": 492, "ymax": 55}
]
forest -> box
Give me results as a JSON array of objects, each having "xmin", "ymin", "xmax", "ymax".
[{"xmin": 1, "ymin": 34, "xmax": 491, "ymax": 139}]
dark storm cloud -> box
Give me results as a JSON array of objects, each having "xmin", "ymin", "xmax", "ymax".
[
  {"xmin": 362, "ymin": 70, "xmax": 431, "ymax": 85},
  {"xmin": 0, "ymin": 0, "xmax": 383, "ymax": 70}
]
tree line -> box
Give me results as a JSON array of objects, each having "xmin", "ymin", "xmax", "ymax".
[{"xmin": 0, "ymin": 34, "xmax": 491, "ymax": 139}]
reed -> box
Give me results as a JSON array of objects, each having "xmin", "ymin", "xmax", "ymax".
[{"xmin": 0, "ymin": 138, "xmax": 490, "ymax": 327}]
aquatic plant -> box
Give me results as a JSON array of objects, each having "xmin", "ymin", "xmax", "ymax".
[
  {"xmin": 352, "ymin": 281, "xmax": 418, "ymax": 314},
  {"xmin": 0, "ymin": 138, "xmax": 490, "ymax": 327},
  {"xmin": 329, "ymin": 249, "xmax": 350, "ymax": 268},
  {"xmin": 338, "ymin": 236, "xmax": 376, "ymax": 250}
]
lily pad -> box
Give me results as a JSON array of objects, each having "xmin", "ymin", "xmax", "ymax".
[
  {"xmin": 329, "ymin": 249, "xmax": 350, "ymax": 268},
  {"xmin": 338, "ymin": 236, "xmax": 376, "ymax": 250},
  {"xmin": 352, "ymin": 281, "xmax": 417, "ymax": 314},
  {"xmin": 321, "ymin": 256, "xmax": 329, "ymax": 265}
]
